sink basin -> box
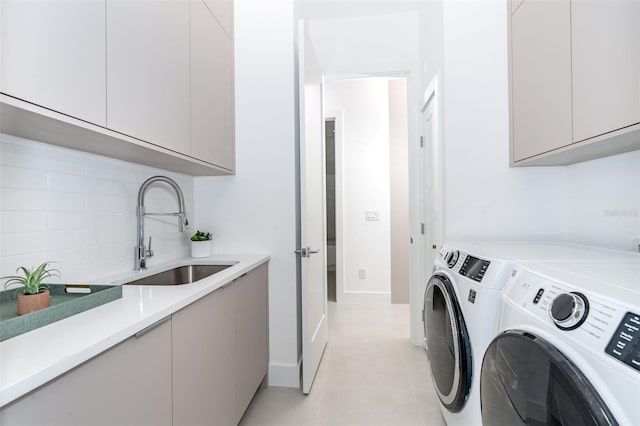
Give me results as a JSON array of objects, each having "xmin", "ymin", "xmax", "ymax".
[{"xmin": 123, "ymin": 264, "xmax": 233, "ymax": 286}]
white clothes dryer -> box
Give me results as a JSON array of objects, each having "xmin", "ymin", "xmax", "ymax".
[{"xmin": 481, "ymin": 260, "xmax": 640, "ymax": 425}]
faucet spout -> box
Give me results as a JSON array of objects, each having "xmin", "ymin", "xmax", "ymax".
[{"xmin": 135, "ymin": 175, "xmax": 189, "ymax": 271}]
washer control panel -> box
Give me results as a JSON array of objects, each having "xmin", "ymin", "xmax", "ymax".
[
  {"xmin": 459, "ymin": 255, "xmax": 491, "ymax": 283},
  {"xmin": 605, "ymin": 312, "xmax": 640, "ymax": 372}
]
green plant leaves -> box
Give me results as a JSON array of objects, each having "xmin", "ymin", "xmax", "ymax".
[
  {"xmin": 190, "ymin": 230, "xmax": 212, "ymax": 241},
  {"xmin": 1, "ymin": 262, "xmax": 60, "ymax": 295}
]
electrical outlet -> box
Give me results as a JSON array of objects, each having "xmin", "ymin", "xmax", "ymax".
[{"xmin": 358, "ymin": 269, "xmax": 366, "ymax": 279}]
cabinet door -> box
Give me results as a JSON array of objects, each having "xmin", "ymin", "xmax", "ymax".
[
  {"xmin": 106, "ymin": 0, "xmax": 190, "ymax": 154},
  {"xmin": 190, "ymin": 0, "xmax": 235, "ymax": 170},
  {"xmin": 572, "ymin": 0, "xmax": 640, "ymax": 142},
  {"xmin": 0, "ymin": 318, "xmax": 173, "ymax": 426},
  {"xmin": 0, "ymin": 0, "xmax": 106, "ymax": 125},
  {"xmin": 172, "ymin": 285, "xmax": 236, "ymax": 426},
  {"xmin": 511, "ymin": 0, "xmax": 573, "ymax": 161},
  {"xmin": 235, "ymin": 263, "xmax": 269, "ymax": 422},
  {"xmin": 203, "ymin": 0, "xmax": 233, "ymax": 38}
]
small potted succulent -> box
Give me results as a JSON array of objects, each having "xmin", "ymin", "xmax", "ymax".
[
  {"xmin": 2, "ymin": 262, "xmax": 60, "ymax": 315},
  {"xmin": 190, "ymin": 230, "xmax": 212, "ymax": 258}
]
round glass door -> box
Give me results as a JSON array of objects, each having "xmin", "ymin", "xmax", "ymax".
[
  {"xmin": 423, "ymin": 274, "xmax": 472, "ymax": 413},
  {"xmin": 481, "ymin": 330, "xmax": 617, "ymax": 426}
]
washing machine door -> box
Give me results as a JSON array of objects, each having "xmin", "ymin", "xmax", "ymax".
[
  {"xmin": 481, "ymin": 330, "xmax": 618, "ymax": 426},
  {"xmin": 423, "ymin": 273, "xmax": 472, "ymax": 413}
]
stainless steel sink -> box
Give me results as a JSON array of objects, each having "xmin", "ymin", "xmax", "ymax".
[{"xmin": 123, "ymin": 264, "xmax": 233, "ymax": 286}]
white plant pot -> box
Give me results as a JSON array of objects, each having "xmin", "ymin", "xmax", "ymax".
[{"xmin": 190, "ymin": 240, "xmax": 212, "ymax": 258}]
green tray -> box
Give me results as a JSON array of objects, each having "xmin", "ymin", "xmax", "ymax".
[{"xmin": 0, "ymin": 284, "xmax": 123, "ymax": 342}]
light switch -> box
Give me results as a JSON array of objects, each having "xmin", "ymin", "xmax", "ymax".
[{"xmin": 365, "ymin": 211, "xmax": 380, "ymax": 221}]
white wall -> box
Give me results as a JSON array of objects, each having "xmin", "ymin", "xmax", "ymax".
[
  {"xmin": 308, "ymin": 11, "xmax": 419, "ymax": 77},
  {"xmin": 441, "ymin": 1, "xmax": 566, "ymax": 241},
  {"xmin": 389, "ymin": 79, "xmax": 410, "ymax": 304},
  {"xmin": 564, "ymin": 150, "xmax": 640, "ymax": 250},
  {"xmin": 194, "ymin": 0, "xmax": 299, "ymax": 387},
  {"xmin": 0, "ymin": 133, "xmax": 194, "ymax": 282},
  {"xmin": 325, "ymin": 78, "xmax": 392, "ymax": 303}
]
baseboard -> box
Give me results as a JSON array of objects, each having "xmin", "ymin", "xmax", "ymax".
[{"xmin": 268, "ymin": 359, "xmax": 301, "ymax": 388}]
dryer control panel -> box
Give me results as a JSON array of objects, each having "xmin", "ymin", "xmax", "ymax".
[
  {"xmin": 503, "ymin": 268, "xmax": 638, "ymax": 373},
  {"xmin": 605, "ymin": 312, "xmax": 640, "ymax": 372}
]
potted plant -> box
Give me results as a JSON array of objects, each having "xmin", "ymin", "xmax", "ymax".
[
  {"xmin": 190, "ymin": 230, "xmax": 213, "ymax": 258},
  {"xmin": 2, "ymin": 262, "xmax": 60, "ymax": 315}
]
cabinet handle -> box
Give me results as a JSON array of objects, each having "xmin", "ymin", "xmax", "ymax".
[
  {"xmin": 135, "ymin": 315, "xmax": 171, "ymax": 339},
  {"xmin": 219, "ymin": 272, "xmax": 248, "ymax": 290}
]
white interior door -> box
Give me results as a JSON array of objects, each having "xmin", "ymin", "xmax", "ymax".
[
  {"xmin": 421, "ymin": 90, "xmax": 442, "ymax": 282},
  {"xmin": 298, "ymin": 20, "xmax": 328, "ymax": 395}
]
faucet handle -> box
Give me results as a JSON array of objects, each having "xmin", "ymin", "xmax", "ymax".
[{"xmin": 147, "ymin": 236, "xmax": 154, "ymax": 258}]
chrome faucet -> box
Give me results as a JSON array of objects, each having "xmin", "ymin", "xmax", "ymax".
[{"xmin": 135, "ymin": 175, "xmax": 189, "ymax": 270}]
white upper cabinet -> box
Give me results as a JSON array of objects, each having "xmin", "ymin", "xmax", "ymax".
[
  {"xmin": 190, "ymin": 0, "xmax": 235, "ymax": 171},
  {"xmin": 203, "ymin": 0, "xmax": 234, "ymax": 37},
  {"xmin": 0, "ymin": 1, "xmax": 106, "ymax": 125},
  {"xmin": 106, "ymin": 0, "xmax": 191, "ymax": 154},
  {"xmin": 510, "ymin": 0, "xmax": 573, "ymax": 162},
  {"xmin": 571, "ymin": 0, "xmax": 640, "ymax": 142},
  {"xmin": 509, "ymin": 0, "xmax": 640, "ymax": 165}
]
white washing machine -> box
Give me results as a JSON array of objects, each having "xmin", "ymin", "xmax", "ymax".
[
  {"xmin": 481, "ymin": 260, "xmax": 640, "ymax": 425},
  {"xmin": 423, "ymin": 241, "xmax": 640, "ymax": 426},
  {"xmin": 423, "ymin": 243, "xmax": 513, "ymax": 425}
]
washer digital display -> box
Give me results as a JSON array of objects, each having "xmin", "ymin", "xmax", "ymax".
[{"xmin": 459, "ymin": 255, "xmax": 490, "ymax": 283}]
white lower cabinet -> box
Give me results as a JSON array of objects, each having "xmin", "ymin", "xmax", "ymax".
[
  {"xmin": 0, "ymin": 264, "xmax": 269, "ymax": 426},
  {"xmin": 0, "ymin": 317, "xmax": 173, "ymax": 426},
  {"xmin": 172, "ymin": 284, "xmax": 237, "ymax": 426},
  {"xmin": 173, "ymin": 263, "xmax": 269, "ymax": 425},
  {"xmin": 235, "ymin": 264, "xmax": 269, "ymax": 421}
]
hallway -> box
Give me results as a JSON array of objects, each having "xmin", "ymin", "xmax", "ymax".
[{"xmin": 239, "ymin": 303, "xmax": 445, "ymax": 426}]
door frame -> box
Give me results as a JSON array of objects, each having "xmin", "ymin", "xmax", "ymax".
[
  {"xmin": 410, "ymin": 74, "xmax": 445, "ymax": 345},
  {"xmin": 324, "ymin": 110, "xmax": 345, "ymax": 303}
]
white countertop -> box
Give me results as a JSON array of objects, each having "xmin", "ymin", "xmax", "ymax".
[{"xmin": 0, "ymin": 254, "xmax": 270, "ymax": 407}]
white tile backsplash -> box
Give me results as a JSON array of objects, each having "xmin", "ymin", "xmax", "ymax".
[{"xmin": 0, "ymin": 134, "xmax": 194, "ymax": 282}]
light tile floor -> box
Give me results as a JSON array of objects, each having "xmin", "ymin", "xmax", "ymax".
[{"xmin": 239, "ymin": 302, "xmax": 446, "ymax": 426}]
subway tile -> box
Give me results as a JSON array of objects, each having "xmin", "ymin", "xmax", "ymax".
[
  {"xmin": 87, "ymin": 256, "xmax": 133, "ymax": 282},
  {"xmin": 1, "ymin": 189, "xmax": 46, "ymax": 211},
  {"xmin": 0, "ymin": 253, "xmax": 50, "ymax": 279},
  {"xmin": 46, "ymin": 192, "xmax": 85, "ymax": 211},
  {"xmin": 0, "ymin": 166, "xmax": 47, "ymax": 190},
  {"xmin": 86, "ymin": 194, "xmax": 128, "ymax": 213},
  {"xmin": 1, "ymin": 211, "xmax": 47, "ymax": 233},
  {"xmin": 1, "ymin": 232, "xmax": 48, "ymax": 256},
  {"xmin": 87, "ymin": 241, "xmax": 132, "ymax": 263},
  {"xmin": 1, "ymin": 136, "xmax": 195, "ymax": 283},
  {"xmin": 55, "ymin": 265, "xmax": 88, "ymax": 284},
  {"xmin": 47, "ymin": 211, "xmax": 87, "ymax": 231},
  {"xmin": 46, "ymin": 229, "xmax": 86, "ymax": 251},
  {"xmin": 0, "ymin": 133, "xmax": 49, "ymax": 150},
  {"xmin": 86, "ymin": 158, "xmax": 138, "ymax": 183},
  {"xmin": 0, "ymin": 138, "xmax": 85, "ymax": 174},
  {"xmin": 46, "ymin": 247, "xmax": 88, "ymax": 268}
]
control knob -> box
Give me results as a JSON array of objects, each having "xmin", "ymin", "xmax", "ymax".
[
  {"xmin": 549, "ymin": 292, "xmax": 589, "ymax": 330},
  {"xmin": 445, "ymin": 250, "xmax": 459, "ymax": 268}
]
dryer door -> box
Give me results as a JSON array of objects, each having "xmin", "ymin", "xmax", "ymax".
[
  {"xmin": 481, "ymin": 330, "xmax": 618, "ymax": 426},
  {"xmin": 423, "ymin": 273, "xmax": 472, "ymax": 413}
]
